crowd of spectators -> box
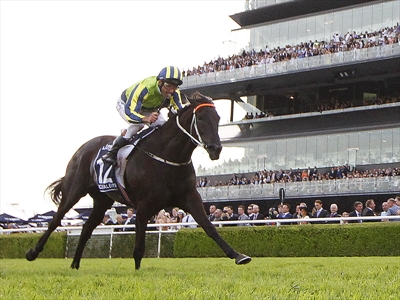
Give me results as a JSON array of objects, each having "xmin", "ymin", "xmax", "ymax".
[
  {"xmin": 315, "ymin": 94, "xmax": 400, "ymax": 114},
  {"xmin": 3, "ymin": 196, "xmax": 399, "ymax": 232},
  {"xmin": 182, "ymin": 25, "xmax": 400, "ymax": 78},
  {"xmin": 202, "ymin": 197, "xmax": 400, "ymax": 227},
  {"xmin": 197, "ymin": 164, "xmax": 400, "ymax": 188}
]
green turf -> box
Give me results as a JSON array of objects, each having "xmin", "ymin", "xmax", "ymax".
[{"xmin": 1, "ymin": 257, "xmax": 399, "ymax": 299}]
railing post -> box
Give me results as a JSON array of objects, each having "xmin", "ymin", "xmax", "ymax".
[
  {"xmin": 109, "ymin": 228, "xmax": 113, "ymax": 259},
  {"xmin": 157, "ymin": 226, "xmax": 162, "ymax": 258}
]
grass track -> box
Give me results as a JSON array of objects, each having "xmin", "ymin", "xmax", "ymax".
[{"xmin": 1, "ymin": 257, "xmax": 399, "ymax": 299}]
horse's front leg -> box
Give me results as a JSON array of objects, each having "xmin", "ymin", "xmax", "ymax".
[{"xmin": 184, "ymin": 191, "xmax": 251, "ymax": 265}]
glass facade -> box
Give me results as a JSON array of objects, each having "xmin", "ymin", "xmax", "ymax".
[
  {"xmin": 245, "ymin": 0, "xmax": 295, "ymax": 11},
  {"xmin": 247, "ymin": 0, "xmax": 399, "ymax": 51},
  {"xmin": 193, "ymin": 127, "xmax": 400, "ymax": 176}
]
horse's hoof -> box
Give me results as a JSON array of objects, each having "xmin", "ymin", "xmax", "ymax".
[
  {"xmin": 70, "ymin": 261, "xmax": 80, "ymax": 270},
  {"xmin": 235, "ymin": 253, "xmax": 252, "ymax": 265},
  {"xmin": 26, "ymin": 248, "xmax": 39, "ymax": 261}
]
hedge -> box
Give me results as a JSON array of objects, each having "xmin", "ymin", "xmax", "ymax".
[
  {"xmin": 1, "ymin": 223, "xmax": 399, "ymax": 259},
  {"xmin": 174, "ymin": 222, "xmax": 400, "ymax": 258},
  {"xmin": 0, "ymin": 232, "xmax": 66, "ymax": 259}
]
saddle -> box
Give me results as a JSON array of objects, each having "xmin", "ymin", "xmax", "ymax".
[{"xmin": 93, "ymin": 126, "xmax": 158, "ymax": 204}]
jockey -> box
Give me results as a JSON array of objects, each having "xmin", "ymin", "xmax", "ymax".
[{"xmin": 101, "ymin": 66, "xmax": 184, "ymax": 165}]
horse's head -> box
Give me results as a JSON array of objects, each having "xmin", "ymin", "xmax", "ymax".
[{"xmin": 184, "ymin": 92, "xmax": 222, "ymax": 160}]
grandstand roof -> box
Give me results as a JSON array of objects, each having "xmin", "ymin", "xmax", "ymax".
[{"xmin": 230, "ymin": 0, "xmax": 382, "ymax": 28}]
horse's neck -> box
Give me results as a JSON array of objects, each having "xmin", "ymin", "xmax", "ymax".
[{"xmin": 156, "ymin": 114, "xmax": 198, "ymax": 161}]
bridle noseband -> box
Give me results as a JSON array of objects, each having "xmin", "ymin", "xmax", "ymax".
[{"xmin": 141, "ymin": 103, "xmax": 216, "ymax": 166}]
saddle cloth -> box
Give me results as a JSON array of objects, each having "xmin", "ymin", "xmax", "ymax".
[{"xmin": 94, "ymin": 127, "xmax": 157, "ymax": 193}]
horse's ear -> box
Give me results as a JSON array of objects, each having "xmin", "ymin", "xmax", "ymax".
[
  {"xmin": 181, "ymin": 93, "xmax": 189, "ymax": 104},
  {"xmin": 188, "ymin": 91, "xmax": 213, "ymax": 106}
]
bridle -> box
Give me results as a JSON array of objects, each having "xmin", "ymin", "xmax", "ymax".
[
  {"xmin": 176, "ymin": 103, "xmax": 215, "ymax": 148},
  {"xmin": 140, "ymin": 103, "xmax": 216, "ymax": 166}
]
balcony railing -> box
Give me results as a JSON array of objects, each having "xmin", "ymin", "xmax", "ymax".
[
  {"xmin": 181, "ymin": 44, "xmax": 400, "ymax": 88},
  {"xmin": 196, "ymin": 176, "xmax": 400, "ymax": 201}
]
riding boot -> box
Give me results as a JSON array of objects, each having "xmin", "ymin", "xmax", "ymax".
[{"xmin": 101, "ymin": 135, "xmax": 129, "ymax": 165}]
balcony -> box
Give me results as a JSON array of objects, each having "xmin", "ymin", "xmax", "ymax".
[
  {"xmin": 196, "ymin": 176, "xmax": 400, "ymax": 202},
  {"xmin": 181, "ymin": 44, "xmax": 400, "ymax": 89}
]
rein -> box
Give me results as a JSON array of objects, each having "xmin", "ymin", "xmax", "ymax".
[{"xmin": 141, "ymin": 103, "xmax": 216, "ymax": 167}]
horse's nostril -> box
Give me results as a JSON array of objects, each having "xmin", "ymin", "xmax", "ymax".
[{"xmin": 207, "ymin": 144, "xmax": 222, "ymax": 154}]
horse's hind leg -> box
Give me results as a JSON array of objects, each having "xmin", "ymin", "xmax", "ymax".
[
  {"xmin": 184, "ymin": 191, "xmax": 251, "ymax": 265},
  {"xmin": 26, "ymin": 184, "xmax": 84, "ymax": 261},
  {"xmin": 70, "ymin": 193, "xmax": 113, "ymax": 270}
]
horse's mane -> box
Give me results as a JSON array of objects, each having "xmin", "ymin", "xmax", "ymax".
[{"xmin": 168, "ymin": 91, "xmax": 214, "ymax": 122}]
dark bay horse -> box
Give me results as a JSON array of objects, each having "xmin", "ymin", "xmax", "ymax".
[{"xmin": 26, "ymin": 92, "xmax": 251, "ymax": 269}]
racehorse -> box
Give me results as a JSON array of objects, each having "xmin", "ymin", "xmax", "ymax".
[{"xmin": 26, "ymin": 92, "xmax": 251, "ymax": 269}]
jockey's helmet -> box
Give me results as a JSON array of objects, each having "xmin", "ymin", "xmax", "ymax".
[{"xmin": 157, "ymin": 66, "xmax": 183, "ymax": 86}]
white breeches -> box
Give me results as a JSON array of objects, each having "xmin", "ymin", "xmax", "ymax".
[{"xmin": 116, "ymin": 97, "xmax": 166, "ymax": 140}]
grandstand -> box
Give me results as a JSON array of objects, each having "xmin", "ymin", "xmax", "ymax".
[{"xmin": 180, "ymin": 0, "xmax": 400, "ymax": 214}]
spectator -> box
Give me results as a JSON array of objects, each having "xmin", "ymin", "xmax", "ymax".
[
  {"xmin": 349, "ymin": 201, "xmax": 363, "ymax": 223},
  {"xmin": 247, "ymin": 204, "xmax": 255, "ymax": 219},
  {"xmin": 395, "ymin": 196, "xmax": 400, "ymax": 206},
  {"xmin": 176, "ymin": 209, "xmax": 186, "ymax": 230},
  {"xmin": 292, "ymin": 204, "xmax": 301, "ymax": 220},
  {"xmin": 277, "ymin": 203, "xmax": 293, "ymax": 225},
  {"xmin": 170, "ymin": 207, "xmax": 180, "ymax": 224},
  {"xmin": 362, "ymin": 199, "xmax": 379, "ymax": 222},
  {"xmin": 329, "ymin": 204, "xmax": 341, "ymax": 218},
  {"xmin": 237, "ymin": 205, "xmax": 250, "ymax": 226},
  {"xmin": 250, "ymin": 204, "xmax": 265, "ymax": 226},
  {"xmin": 102, "ymin": 212, "xmax": 115, "ymax": 225},
  {"xmin": 155, "ymin": 209, "xmax": 171, "ymax": 231},
  {"xmin": 222, "ymin": 205, "xmax": 239, "ymax": 226},
  {"xmin": 311, "ymin": 166, "xmax": 318, "ymax": 180},
  {"xmin": 211, "ymin": 209, "xmax": 224, "ymax": 227},
  {"xmin": 299, "ymin": 206, "xmax": 310, "ymax": 225},
  {"xmin": 268, "ymin": 206, "xmax": 279, "ymax": 219},
  {"xmin": 112, "ymin": 214, "xmax": 124, "ymax": 231},
  {"xmin": 328, "ymin": 167, "xmax": 337, "ymax": 179},
  {"xmin": 327, "ymin": 203, "xmax": 341, "ymax": 224},
  {"xmin": 123, "ymin": 208, "xmax": 136, "ymax": 231},
  {"xmin": 341, "ymin": 211, "xmax": 350, "ymax": 224},
  {"xmin": 312, "ymin": 200, "xmax": 330, "ymax": 224},
  {"xmin": 177, "ymin": 209, "xmax": 185, "ymax": 221},
  {"xmin": 208, "ymin": 204, "xmax": 217, "ymax": 221},
  {"xmin": 386, "ymin": 198, "xmax": 400, "ymax": 221},
  {"xmin": 181, "ymin": 212, "xmax": 197, "ymax": 228},
  {"xmin": 380, "ymin": 201, "xmax": 389, "ymax": 222}
]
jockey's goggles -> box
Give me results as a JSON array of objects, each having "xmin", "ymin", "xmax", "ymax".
[{"xmin": 163, "ymin": 82, "xmax": 179, "ymax": 91}]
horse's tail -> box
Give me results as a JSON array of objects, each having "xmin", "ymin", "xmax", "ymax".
[{"xmin": 46, "ymin": 178, "xmax": 63, "ymax": 206}]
